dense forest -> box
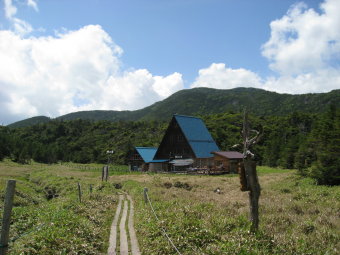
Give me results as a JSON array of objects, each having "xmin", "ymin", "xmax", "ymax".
[{"xmin": 1, "ymin": 107, "xmax": 339, "ymax": 185}]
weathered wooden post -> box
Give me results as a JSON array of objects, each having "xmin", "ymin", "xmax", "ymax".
[
  {"xmin": 0, "ymin": 180, "xmax": 16, "ymax": 255},
  {"xmin": 77, "ymin": 182, "xmax": 82, "ymax": 203},
  {"xmin": 241, "ymin": 110, "xmax": 262, "ymax": 233},
  {"xmin": 105, "ymin": 165, "xmax": 109, "ymax": 182},
  {"xmin": 102, "ymin": 166, "xmax": 104, "ymax": 182},
  {"xmin": 102, "ymin": 166, "xmax": 109, "ymax": 182},
  {"xmin": 143, "ymin": 188, "xmax": 148, "ymax": 204}
]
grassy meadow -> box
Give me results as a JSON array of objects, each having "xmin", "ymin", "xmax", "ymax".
[{"xmin": 0, "ymin": 160, "xmax": 339, "ymax": 254}]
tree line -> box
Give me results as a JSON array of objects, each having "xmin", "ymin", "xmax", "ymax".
[{"xmin": 1, "ymin": 107, "xmax": 339, "ymax": 185}]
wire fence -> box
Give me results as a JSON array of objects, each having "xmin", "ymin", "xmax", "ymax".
[
  {"xmin": 0, "ymin": 179, "xmax": 100, "ymax": 251},
  {"xmin": 144, "ymin": 189, "xmax": 182, "ymax": 255},
  {"xmin": 8, "ymin": 223, "xmax": 46, "ymax": 245}
]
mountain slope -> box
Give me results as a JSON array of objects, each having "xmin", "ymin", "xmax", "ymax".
[
  {"xmin": 7, "ymin": 116, "xmax": 51, "ymax": 128},
  {"xmin": 8, "ymin": 87, "xmax": 340, "ymax": 127}
]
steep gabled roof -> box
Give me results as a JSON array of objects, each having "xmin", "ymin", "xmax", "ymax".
[
  {"xmin": 174, "ymin": 115, "xmax": 219, "ymax": 158},
  {"xmin": 135, "ymin": 147, "xmax": 157, "ymax": 163}
]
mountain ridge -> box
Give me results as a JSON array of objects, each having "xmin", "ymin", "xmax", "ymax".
[{"xmin": 7, "ymin": 87, "xmax": 340, "ymax": 128}]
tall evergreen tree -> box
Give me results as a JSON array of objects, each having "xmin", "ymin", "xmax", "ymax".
[{"xmin": 310, "ymin": 105, "xmax": 340, "ymax": 185}]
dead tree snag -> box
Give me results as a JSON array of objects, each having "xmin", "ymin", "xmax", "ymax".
[{"xmin": 242, "ymin": 110, "xmax": 262, "ymax": 233}]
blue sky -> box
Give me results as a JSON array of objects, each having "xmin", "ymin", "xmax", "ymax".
[
  {"xmin": 7, "ymin": 0, "xmax": 320, "ymax": 81},
  {"xmin": 0, "ymin": 0, "xmax": 339, "ymax": 124}
]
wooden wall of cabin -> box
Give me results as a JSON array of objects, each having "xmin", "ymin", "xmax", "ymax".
[
  {"xmin": 229, "ymin": 160, "xmax": 241, "ymax": 173},
  {"xmin": 213, "ymin": 155, "xmax": 230, "ymax": 172},
  {"xmin": 192, "ymin": 158, "xmax": 214, "ymax": 169},
  {"xmin": 213, "ymin": 155, "xmax": 243, "ymax": 173},
  {"xmin": 128, "ymin": 160, "xmax": 146, "ymax": 171},
  {"xmin": 149, "ymin": 163, "xmax": 169, "ymax": 172},
  {"xmin": 154, "ymin": 118, "xmax": 195, "ymax": 160}
]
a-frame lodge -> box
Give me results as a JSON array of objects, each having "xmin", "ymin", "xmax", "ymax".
[{"xmin": 129, "ymin": 114, "xmax": 243, "ymax": 174}]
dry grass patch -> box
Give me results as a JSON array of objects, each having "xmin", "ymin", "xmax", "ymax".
[{"xmin": 118, "ymin": 170, "xmax": 339, "ymax": 255}]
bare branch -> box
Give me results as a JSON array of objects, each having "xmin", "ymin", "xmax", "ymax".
[
  {"xmin": 231, "ymin": 144, "xmax": 241, "ymax": 149},
  {"xmin": 245, "ymin": 150, "xmax": 255, "ymax": 158}
]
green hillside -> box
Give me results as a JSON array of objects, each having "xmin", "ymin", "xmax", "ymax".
[
  {"xmin": 137, "ymin": 87, "xmax": 340, "ymax": 119},
  {"xmin": 8, "ymin": 87, "xmax": 340, "ymax": 127},
  {"xmin": 8, "ymin": 116, "xmax": 51, "ymax": 128},
  {"xmin": 56, "ymin": 110, "xmax": 132, "ymax": 122}
]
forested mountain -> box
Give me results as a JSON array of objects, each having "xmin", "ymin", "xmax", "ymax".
[
  {"xmin": 8, "ymin": 87, "xmax": 340, "ymax": 127},
  {"xmin": 8, "ymin": 116, "xmax": 51, "ymax": 128}
]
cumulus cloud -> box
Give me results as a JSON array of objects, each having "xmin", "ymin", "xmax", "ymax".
[
  {"xmin": 191, "ymin": 63, "xmax": 262, "ymax": 89},
  {"xmin": 263, "ymin": 69, "xmax": 340, "ymax": 94},
  {"xmin": 192, "ymin": 0, "xmax": 340, "ymax": 94},
  {"xmin": 0, "ymin": 25, "xmax": 184, "ymax": 124},
  {"xmin": 259, "ymin": 0, "xmax": 340, "ymax": 93},
  {"xmin": 262, "ymin": 0, "xmax": 340, "ymax": 75}
]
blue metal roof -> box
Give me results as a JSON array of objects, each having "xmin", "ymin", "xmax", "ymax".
[
  {"xmin": 135, "ymin": 147, "xmax": 158, "ymax": 163},
  {"xmin": 174, "ymin": 115, "xmax": 219, "ymax": 158}
]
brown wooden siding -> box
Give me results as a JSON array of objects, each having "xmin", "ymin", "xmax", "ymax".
[{"xmin": 154, "ymin": 118, "xmax": 194, "ymax": 160}]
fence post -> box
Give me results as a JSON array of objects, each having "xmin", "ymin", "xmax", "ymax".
[
  {"xmin": 105, "ymin": 165, "xmax": 109, "ymax": 182},
  {"xmin": 102, "ymin": 166, "xmax": 105, "ymax": 182},
  {"xmin": 0, "ymin": 180, "xmax": 16, "ymax": 255},
  {"xmin": 78, "ymin": 183, "xmax": 82, "ymax": 203},
  {"xmin": 143, "ymin": 188, "xmax": 148, "ymax": 204},
  {"xmin": 89, "ymin": 184, "xmax": 93, "ymax": 194}
]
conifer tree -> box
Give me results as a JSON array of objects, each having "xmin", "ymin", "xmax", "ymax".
[{"xmin": 310, "ymin": 105, "xmax": 340, "ymax": 185}]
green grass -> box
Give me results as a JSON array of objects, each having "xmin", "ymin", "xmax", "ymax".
[
  {"xmin": 0, "ymin": 161, "xmax": 120, "ymax": 254},
  {"xmin": 0, "ymin": 162, "xmax": 339, "ymax": 254},
  {"xmin": 257, "ymin": 165, "xmax": 293, "ymax": 174}
]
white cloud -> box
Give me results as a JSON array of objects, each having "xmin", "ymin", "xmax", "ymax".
[
  {"xmin": 262, "ymin": 0, "xmax": 340, "ymax": 75},
  {"xmin": 260, "ymin": 0, "xmax": 340, "ymax": 94},
  {"xmin": 191, "ymin": 63, "xmax": 262, "ymax": 89},
  {"xmin": 27, "ymin": 0, "xmax": 38, "ymax": 12},
  {"xmin": 0, "ymin": 25, "xmax": 184, "ymax": 124},
  {"xmin": 4, "ymin": 0, "xmax": 33, "ymax": 35},
  {"xmin": 102, "ymin": 70, "xmax": 183, "ymax": 111},
  {"xmin": 0, "ymin": 0, "xmax": 184, "ymax": 125},
  {"xmin": 264, "ymin": 69, "xmax": 340, "ymax": 94},
  {"xmin": 153, "ymin": 72, "xmax": 183, "ymax": 98},
  {"xmin": 4, "ymin": 0, "xmax": 16, "ymax": 18},
  {"xmin": 191, "ymin": 0, "xmax": 340, "ymax": 95}
]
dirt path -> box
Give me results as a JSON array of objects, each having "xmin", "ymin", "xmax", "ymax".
[{"xmin": 108, "ymin": 194, "xmax": 141, "ymax": 255}]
